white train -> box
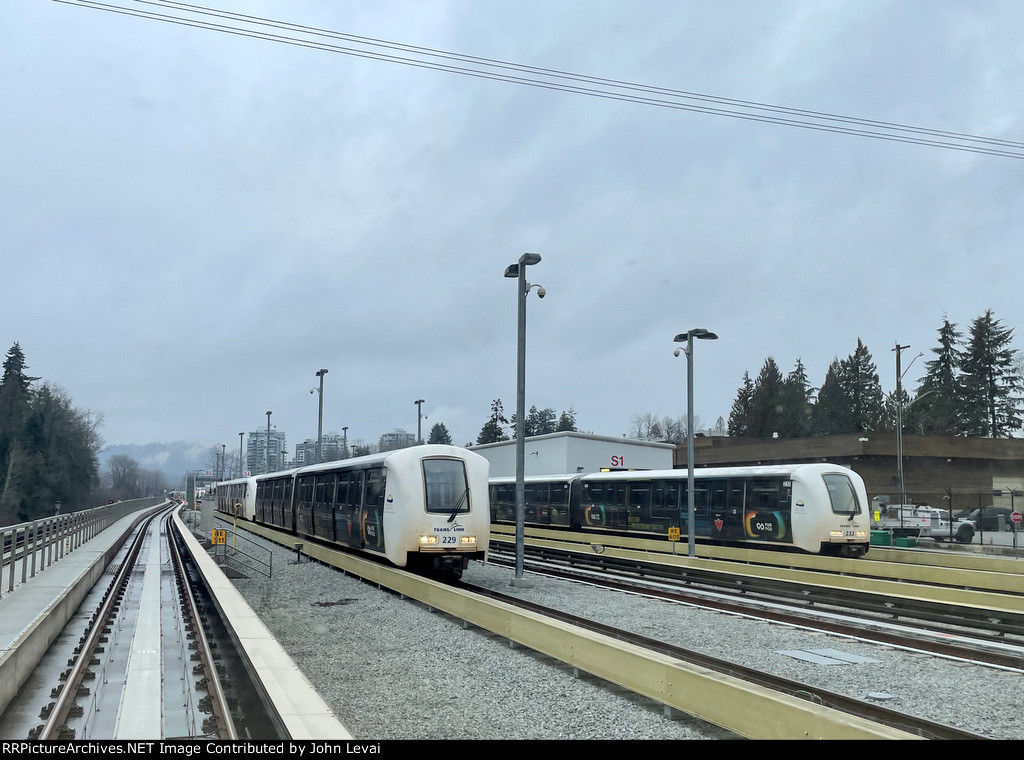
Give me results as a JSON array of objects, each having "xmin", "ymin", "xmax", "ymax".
[
  {"xmin": 489, "ymin": 463, "xmax": 870, "ymax": 557},
  {"xmin": 215, "ymin": 445, "xmax": 490, "ymax": 577}
]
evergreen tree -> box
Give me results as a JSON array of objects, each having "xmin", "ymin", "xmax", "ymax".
[
  {"xmin": 845, "ymin": 339, "xmax": 885, "ymax": 433},
  {"xmin": 748, "ymin": 357, "xmax": 784, "ymax": 438},
  {"xmin": 0, "ymin": 343, "xmax": 38, "ymax": 520},
  {"xmin": 915, "ymin": 318, "xmax": 965, "ymax": 435},
  {"xmin": 811, "ymin": 340, "xmax": 884, "ymax": 434},
  {"xmin": 556, "ymin": 407, "xmax": 578, "ymax": 432},
  {"xmin": 727, "ymin": 372, "xmax": 754, "ymax": 437},
  {"xmin": 811, "ymin": 359, "xmax": 851, "ymax": 435},
  {"xmin": 777, "ymin": 359, "xmax": 813, "ymax": 437},
  {"xmin": 427, "ymin": 422, "xmax": 453, "ymax": 445},
  {"xmin": 960, "ymin": 310, "xmax": 1023, "ymax": 437},
  {"xmin": 476, "ymin": 399, "xmax": 509, "ymax": 444}
]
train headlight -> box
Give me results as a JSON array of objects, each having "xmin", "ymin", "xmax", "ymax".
[
  {"xmin": 418, "ymin": 535, "xmax": 438, "ymax": 545},
  {"xmin": 460, "ymin": 535, "xmax": 477, "ymax": 545},
  {"xmin": 829, "ymin": 530, "xmax": 844, "ymax": 538}
]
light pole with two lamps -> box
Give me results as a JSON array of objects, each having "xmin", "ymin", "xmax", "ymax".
[
  {"xmin": 674, "ymin": 328, "xmax": 718, "ymax": 558},
  {"xmin": 505, "ymin": 253, "xmax": 545, "ymax": 586}
]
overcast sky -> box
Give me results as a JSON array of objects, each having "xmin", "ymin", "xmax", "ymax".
[{"xmin": 3, "ymin": 0, "xmax": 1022, "ymax": 454}]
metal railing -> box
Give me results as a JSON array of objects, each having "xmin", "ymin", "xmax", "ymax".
[
  {"xmin": 180, "ymin": 510, "xmax": 273, "ymax": 579},
  {"xmin": 0, "ymin": 498, "xmax": 164, "ymax": 597}
]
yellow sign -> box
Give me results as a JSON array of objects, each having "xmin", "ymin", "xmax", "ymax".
[
  {"xmin": 212, "ymin": 529, "xmax": 226, "ymax": 545},
  {"xmin": 668, "ymin": 527, "xmax": 681, "ymax": 542}
]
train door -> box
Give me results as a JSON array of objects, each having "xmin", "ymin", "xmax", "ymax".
[
  {"xmin": 282, "ymin": 478, "xmax": 295, "ymax": 531},
  {"xmin": 549, "ymin": 481, "xmax": 571, "ymax": 526},
  {"xmin": 362, "ymin": 467, "xmax": 386, "ymax": 552},
  {"xmin": 333, "ymin": 472, "xmax": 351, "ymax": 545},
  {"xmin": 650, "ymin": 479, "xmax": 679, "ymax": 535},
  {"xmin": 626, "ymin": 480, "xmax": 653, "ymax": 532},
  {"xmin": 708, "ymin": 478, "xmax": 745, "ymax": 541},
  {"xmin": 296, "ymin": 475, "xmax": 315, "ymax": 537},
  {"xmin": 340, "ymin": 470, "xmax": 364, "ymax": 548},
  {"xmin": 270, "ymin": 479, "xmax": 283, "ymax": 527},
  {"xmin": 313, "ymin": 473, "xmax": 336, "ymax": 541},
  {"xmin": 743, "ymin": 478, "xmax": 791, "ymax": 544},
  {"xmin": 256, "ymin": 481, "xmax": 268, "ymax": 523}
]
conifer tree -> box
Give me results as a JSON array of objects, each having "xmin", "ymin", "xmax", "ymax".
[
  {"xmin": 915, "ymin": 318, "xmax": 965, "ymax": 435},
  {"xmin": 960, "ymin": 310, "xmax": 1023, "ymax": 437},
  {"xmin": 727, "ymin": 372, "xmax": 754, "ymax": 437},
  {"xmin": 476, "ymin": 399, "xmax": 509, "ymax": 444}
]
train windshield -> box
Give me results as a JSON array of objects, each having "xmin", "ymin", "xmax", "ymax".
[
  {"xmin": 822, "ymin": 473, "xmax": 862, "ymax": 515},
  {"xmin": 423, "ymin": 458, "xmax": 470, "ymax": 515}
]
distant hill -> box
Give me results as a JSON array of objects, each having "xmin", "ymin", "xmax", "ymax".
[{"xmin": 97, "ymin": 441, "xmax": 215, "ymax": 486}]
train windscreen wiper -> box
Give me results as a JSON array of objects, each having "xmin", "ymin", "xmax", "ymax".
[{"xmin": 448, "ymin": 489, "xmax": 469, "ymax": 522}]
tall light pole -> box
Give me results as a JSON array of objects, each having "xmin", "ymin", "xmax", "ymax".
[
  {"xmin": 342, "ymin": 426, "xmax": 349, "ymax": 459},
  {"xmin": 313, "ymin": 369, "xmax": 328, "ymax": 464},
  {"xmin": 221, "ymin": 444, "xmax": 226, "ymax": 480},
  {"xmin": 504, "ymin": 252, "xmax": 545, "ymax": 585},
  {"xmin": 238, "ymin": 433, "xmax": 244, "ymax": 478},
  {"xmin": 674, "ymin": 329, "xmax": 718, "ymax": 558},
  {"xmin": 266, "ymin": 411, "xmax": 272, "ymax": 474},
  {"xmin": 414, "ymin": 399, "xmax": 426, "ymax": 444},
  {"xmin": 893, "ymin": 343, "xmax": 910, "ymax": 507}
]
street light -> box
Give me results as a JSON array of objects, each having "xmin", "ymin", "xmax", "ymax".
[
  {"xmin": 312, "ymin": 369, "xmax": 328, "ymax": 464},
  {"xmin": 238, "ymin": 433, "xmax": 244, "ymax": 478},
  {"xmin": 342, "ymin": 426, "xmax": 349, "ymax": 459},
  {"xmin": 414, "ymin": 399, "xmax": 426, "ymax": 444},
  {"xmin": 674, "ymin": 328, "xmax": 718, "ymax": 558},
  {"xmin": 504, "ymin": 252, "xmax": 544, "ymax": 586},
  {"xmin": 266, "ymin": 411, "xmax": 272, "ymax": 474}
]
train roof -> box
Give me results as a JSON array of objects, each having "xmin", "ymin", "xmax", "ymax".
[
  {"xmin": 579, "ymin": 463, "xmax": 856, "ymax": 481},
  {"xmin": 253, "ymin": 444, "xmax": 486, "ymax": 481},
  {"xmin": 488, "ymin": 462, "xmax": 857, "ymax": 483}
]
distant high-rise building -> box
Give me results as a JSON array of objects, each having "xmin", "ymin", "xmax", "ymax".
[
  {"xmin": 379, "ymin": 428, "xmax": 416, "ymax": 452},
  {"xmin": 246, "ymin": 428, "xmax": 287, "ymax": 474}
]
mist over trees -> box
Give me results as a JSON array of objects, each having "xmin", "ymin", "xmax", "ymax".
[{"xmin": 0, "ymin": 343, "xmax": 102, "ymax": 524}]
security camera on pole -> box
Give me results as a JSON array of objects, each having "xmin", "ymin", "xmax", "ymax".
[{"xmin": 504, "ymin": 252, "xmax": 544, "ymax": 587}]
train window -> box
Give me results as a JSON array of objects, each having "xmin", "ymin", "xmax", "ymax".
[
  {"xmin": 550, "ymin": 483, "xmax": 569, "ymax": 507},
  {"xmin": 298, "ymin": 475, "xmax": 315, "ymax": 508},
  {"xmin": 423, "ymin": 458, "xmax": 469, "ymax": 514},
  {"xmin": 335, "ymin": 474, "xmax": 349, "ymax": 507},
  {"xmin": 365, "ymin": 468, "xmax": 386, "ymax": 508},
  {"xmin": 628, "ymin": 481, "xmax": 651, "ymax": 509},
  {"xmin": 823, "ymin": 474, "xmax": 862, "ymax": 514},
  {"xmin": 747, "ymin": 479, "xmax": 788, "ymax": 510},
  {"xmin": 315, "ymin": 474, "xmax": 336, "ymax": 508}
]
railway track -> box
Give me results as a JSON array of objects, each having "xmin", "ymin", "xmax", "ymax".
[
  {"xmin": 219, "ymin": 518, "xmax": 991, "ymax": 739},
  {"xmin": 490, "ymin": 534, "xmax": 1024, "ymax": 659},
  {"xmin": 460, "ymin": 570, "xmax": 984, "ymax": 740},
  {"xmin": 5, "ymin": 507, "xmax": 269, "ymax": 740}
]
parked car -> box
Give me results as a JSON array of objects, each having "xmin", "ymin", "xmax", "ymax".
[{"xmin": 962, "ymin": 507, "xmax": 1013, "ymax": 532}]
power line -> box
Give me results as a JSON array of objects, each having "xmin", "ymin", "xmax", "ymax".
[{"xmin": 54, "ymin": 0, "xmax": 1024, "ymax": 159}]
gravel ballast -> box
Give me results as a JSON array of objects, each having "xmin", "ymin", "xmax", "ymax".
[{"xmin": 223, "ymin": 534, "xmax": 1023, "ymax": 740}]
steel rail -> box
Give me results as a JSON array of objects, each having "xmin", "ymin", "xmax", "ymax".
[
  {"xmin": 487, "ymin": 546, "xmax": 1024, "ymax": 672},
  {"xmin": 35, "ymin": 510, "xmax": 162, "ymax": 738},
  {"xmin": 167, "ymin": 513, "xmax": 239, "ymax": 739},
  {"xmin": 462, "ymin": 574, "xmax": 986, "ymax": 740}
]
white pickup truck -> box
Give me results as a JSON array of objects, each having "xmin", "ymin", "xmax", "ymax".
[{"xmin": 871, "ymin": 503, "xmax": 975, "ymax": 543}]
